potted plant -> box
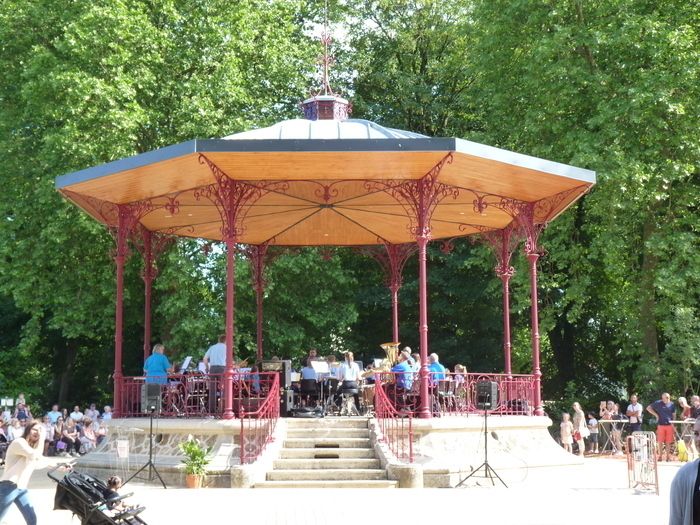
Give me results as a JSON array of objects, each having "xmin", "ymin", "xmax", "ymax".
[{"xmin": 178, "ymin": 436, "xmax": 211, "ymax": 488}]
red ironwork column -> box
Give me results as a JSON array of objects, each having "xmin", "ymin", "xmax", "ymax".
[
  {"xmin": 248, "ymin": 243, "xmax": 270, "ymax": 362},
  {"xmin": 366, "ymin": 154, "xmax": 457, "ymax": 418},
  {"xmin": 141, "ymin": 230, "xmax": 154, "ymax": 363},
  {"xmin": 471, "ymin": 224, "xmax": 518, "ymax": 377},
  {"xmin": 517, "ymin": 204, "xmax": 544, "ymax": 416},
  {"xmin": 356, "ymin": 243, "xmax": 416, "ymax": 342},
  {"xmin": 196, "ymin": 155, "xmax": 287, "ymax": 419},
  {"xmin": 134, "ymin": 228, "xmax": 175, "ymax": 363},
  {"xmin": 113, "ymin": 212, "xmax": 128, "ymax": 418}
]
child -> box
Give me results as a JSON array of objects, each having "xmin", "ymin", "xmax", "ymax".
[
  {"xmin": 560, "ymin": 413, "xmax": 574, "ymax": 453},
  {"xmin": 587, "ymin": 412, "xmax": 599, "ymax": 454},
  {"xmin": 105, "ymin": 476, "xmax": 128, "ymax": 512}
]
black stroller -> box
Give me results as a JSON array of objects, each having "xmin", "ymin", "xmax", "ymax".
[{"xmin": 48, "ymin": 467, "xmax": 147, "ymax": 524}]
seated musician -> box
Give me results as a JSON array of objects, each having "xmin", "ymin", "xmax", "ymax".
[
  {"xmin": 391, "ymin": 351, "xmax": 414, "ymax": 391},
  {"xmin": 301, "ymin": 359, "xmax": 318, "ymax": 381},
  {"xmin": 338, "ymin": 352, "xmax": 361, "ymax": 408},
  {"xmin": 144, "ymin": 344, "xmax": 173, "ymax": 385}
]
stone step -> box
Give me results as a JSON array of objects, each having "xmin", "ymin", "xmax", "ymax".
[
  {"xmin": 284, "ymin": 417, "xmax": 369, "ymax": 429},
  {"xmin": 286, "ymin": 428, "xmax": 369, "ymax": 438},
  {"xmin": 283, "ymin": 437, "xmax": 371, "ymax": 449},
  {"xmin": 267, "ymin": 469, "xmax": 387, "ymax": 481},
  {"xmin": 280, "ymin": 448, "xmax": 376, "ymax": 459},
  {"xmin": 254, "ymin": 480, "xmax": 398, "ymax": 489},
  {"xmin": 273, "ymin": 458, "xmax": 381, "ymax": 470}
]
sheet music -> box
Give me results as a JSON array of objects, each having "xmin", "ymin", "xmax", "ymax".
[{"xmin": 179, "ymin": 356, "xmax": 192, "ymax": 373}]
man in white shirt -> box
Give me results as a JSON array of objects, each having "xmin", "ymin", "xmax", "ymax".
[
  {"xmin": 204, "ymin": 335, "xmax": 227, "ymax": 375},
  {"xmin": 69, "ymin": 406, "xmax": 84, "ymax": 423},
  {"xmin": 626, "ymin": 394, "xmax": 643, "ymax": 433},
  {"xmin": 204, "ymin": 335, "xmax": 227, "ymax": 414}
]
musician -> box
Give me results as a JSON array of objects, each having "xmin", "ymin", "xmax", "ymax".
[
  {"xmin": 338, "ymin": 352, "xmax": 361, "ymax": 410},
  {"xmin": 144, "ymin": 344, "xmax": 173, "ymax": 385},
  {"xmin": 300, "ymin": 359, "xmax": 318, "ymax": 380},
  {"xmin": 391, "ymin": 351, "xmax": 414, "ymax": 391}
]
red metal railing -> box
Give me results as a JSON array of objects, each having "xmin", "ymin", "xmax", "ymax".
[
  {"xmin": 431, "ymin": 373, "xmax": 535, "ymax": 416},
  {"xmin": 118, "ymin": 371, "xmax": 281, "ymax": 420},
  {"xmin": 374, "ymin": 379, "xmax": 414, "ymax": 463},
  {"xmin": 374, "ymin": 371, "xmax": 535, "ymax": 418},
  {"xmin": 239, "ymin": 373, "xmax": 280, "ymax": 464},
  {"xmin": 118, "ymin": 372, "xmax": 281, "ymax": 464}
]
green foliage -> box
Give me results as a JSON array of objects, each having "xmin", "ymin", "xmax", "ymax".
[
  {"xmin": 0, "ymin": 0, "xmax": 698, "ymax": 412},
  {"xmin": 178, "ymin": 436, "xmax": 211, "ymax": 476}
]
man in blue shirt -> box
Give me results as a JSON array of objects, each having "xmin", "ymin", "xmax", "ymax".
[
  {"xmin": 391, "ymin": 352, "xmax": 413, "ymax": 391},
  {"xmin": 646, "ymin": 392, "xmax": 675, "ymax": 462},
  {"xmin": 428, "ymin": 353, "xmax": 446, "ymax": 383},
  {"xmin": 144, "ymin": 344, "xmax": 173, "ymax": 385}
]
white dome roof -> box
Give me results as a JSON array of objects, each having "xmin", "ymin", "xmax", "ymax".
[{"xmin": 222, "ymin": 118, "xmax": 428, "ymax": 141}]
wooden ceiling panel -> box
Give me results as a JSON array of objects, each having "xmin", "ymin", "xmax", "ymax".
[
  {"xmin": 440, "ymin": 154, "xmax": 586, "ymax": 201},
  {"xmin": 65, "ymin": 154, "xmax": 212, "ymax": 204}
]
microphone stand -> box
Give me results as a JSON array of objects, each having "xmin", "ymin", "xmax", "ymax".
[
  {"xmin": 125, "ymin": 406, "xmax": 167, "ymax": 489},
  {"xmin": 456, "ymin": 396, "xmax": 507, "ymax": 488}
]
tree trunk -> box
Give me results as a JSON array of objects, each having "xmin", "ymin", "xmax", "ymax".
[
  {"xmin": 548, "ymin": 309, "xmax": 576, "ymax": 393},
  {"xmin": 639, "ymin": 218, "xmax": 659, "ymax": 360},
  {"xmin": 57, "ymin": 341, "xmax": 77, "ymax": 406}
]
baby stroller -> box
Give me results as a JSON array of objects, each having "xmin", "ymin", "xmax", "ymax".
[{"xmin": 48, "ymin": 466, "xmax": 147, "ymax": 524}]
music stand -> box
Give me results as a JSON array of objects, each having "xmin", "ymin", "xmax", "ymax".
[
  {"xmin": 456, "ymin": 395, "xmax": 507, "ymax": 488},
  {"xmin": 310, "ymin": 361, "xmax": 330, "ymax": 416},
  {"xmin": 125, "ymin": 405, "xmax": 167, "ymax": 489}
]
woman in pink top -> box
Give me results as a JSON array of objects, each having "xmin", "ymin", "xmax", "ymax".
[{"xmin": 0, "ymin": 419, "xmax": 45, "ymax": 524}]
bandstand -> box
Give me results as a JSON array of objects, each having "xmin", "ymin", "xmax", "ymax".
[{"xmin": 55, "ymin": 79, "xmax": 595, "ymax": 486}]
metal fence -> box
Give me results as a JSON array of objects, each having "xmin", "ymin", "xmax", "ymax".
[{"xmin": 626, "ymin": 431, "xmax": 659, "ymax": 494}]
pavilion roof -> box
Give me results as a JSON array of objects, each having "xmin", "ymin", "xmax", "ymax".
[{"xmin": 55, "ymin": 118, "xmax": 595, "ymax": 246}]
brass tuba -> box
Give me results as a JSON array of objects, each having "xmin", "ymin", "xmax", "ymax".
[{"xmin": 379, "ymin": 341, "xmax": 400, "ymax": 368}]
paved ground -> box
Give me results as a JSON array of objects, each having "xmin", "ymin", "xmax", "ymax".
[{"xmin": 1, "ymin": 455, "xmax": 677, "ymax": 524}]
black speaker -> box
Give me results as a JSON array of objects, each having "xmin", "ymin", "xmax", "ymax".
[
  {"xmin": 281, "ymin": 388, "xmax": 295, "ymax": 416},
  {"xmin": 259, "ymin": 360, "xmax": 292, "ymax": 389},
  {"xmin": 476, "ymin": 381, "xmax": 498, "ymax": 409}
]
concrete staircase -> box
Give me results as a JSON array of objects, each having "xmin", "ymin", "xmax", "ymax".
[{"xmin": 255, "ymin": 417, "xmax": 397, "ymax": 488}]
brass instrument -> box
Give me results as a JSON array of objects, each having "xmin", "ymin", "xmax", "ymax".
[{"xmin": 380, "ymin": 341, "xmax": 400, "ymax": 366}]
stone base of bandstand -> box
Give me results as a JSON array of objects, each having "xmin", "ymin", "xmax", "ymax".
[
  {"xmin": 75, "ymin": 416, "xmax": 577, "ymax": 488},
  {"xmin": 73, "ymin": 418, "xmax": 288, "ymax": 488},
  {"xmin": 371, "ymin": 415, "xmax": 583, "ymax": 488}
]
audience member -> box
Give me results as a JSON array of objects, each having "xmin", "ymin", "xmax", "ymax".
[
  {"xmin": 7, "ymin": 419, "xmax": 22, "ymax": 442},
  {"xmin": 572, "ymin": 402, "xmax": 589, "ymax": 457},
  {"xmin": 587, "ymin": 412, "xmax": 599, "ymax": 454},
  {"xmin": 69, "ymin": 405, "xmax": 84, "ymax": 423},
  {"xmin": 691, "ymin": 396, "xmax": 700, "ymax": 419},
  {"xmin": 679, "ymin": 397, "xmax": 692, "ymax": 419},
  {"xmin": 14, "ymin": 403, "xmax": 31, "ymax": 423},
  {"xmin": 626, "ymin": 394, "xmax": 643, "ymax": 433},
  {"xmin": 61, "ymin": 418, "xmax": 81, "ymax": 457},
  {"xmin": 647, "ymin": 392, "xmax": 676, "ymax": 462},
  {"xmin": 102, "ymin": 406, "xmax": 113, "ymax": 421},
  {"xmin": 46, "ymin": 404, "xmax": 61, "ymax": 425},
  {"xmin": 41, "ymin": 415, "xmax": 55, "ymax": 456},
  {"xmin": 560, "ymin": 413, "xmax": 574, "ymax": 453},
  {"xmin": 85, "ymin": 404, "xmax": 100, "ymax": 421},
  {"xmin": 80, "ymin": 417, "xmax": 97, "ymax": 453},
  {"xmin": 669, "ymin": 418, "xmax": 700, "ymax": 525}
]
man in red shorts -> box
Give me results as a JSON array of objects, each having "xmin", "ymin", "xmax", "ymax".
[{"xmin": 647, "ymin": 392, "xmax": 676, "ymax": 462}]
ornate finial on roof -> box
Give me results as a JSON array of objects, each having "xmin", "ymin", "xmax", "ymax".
[{"xmin": 301, "ymin": 3, "xmax": 351, "ymax": 121}]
